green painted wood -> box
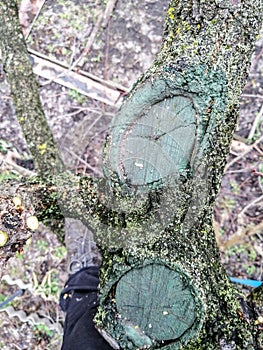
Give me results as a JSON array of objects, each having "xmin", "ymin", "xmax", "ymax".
[
  {"xmin": 103, "ymin": 65, "xmax": 226, "ymax": 193},
  {"xmin": 115, "ymin": 96, "xmax": 196, "ymax": 187},
  {"xmin": 115, "ymin": 264, "xmax": 199, "ymax": 343},
  {"xmin": 98, "ymin": 64, "xmax": 228, "ymax": 349}
]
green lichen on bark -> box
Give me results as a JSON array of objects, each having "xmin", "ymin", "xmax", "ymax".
[{"xmin": 158, "ymin": 0, "xmax": 262, "ymax": 102}]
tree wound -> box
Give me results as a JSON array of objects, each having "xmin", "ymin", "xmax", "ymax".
[
  {"xmin": 104, "ymin": 66, "xmax": 227, "ymax": 192},
  {"xmin": 115, "ymin": 264, "xmax": 201, "ymax": 344},
  {"xmin": 107, "ymin": 95, "xmax": 197, "ymax": 188},
  {"xmin": 122, "ymin": 96, "xmax": 196, "ymax": 186}
]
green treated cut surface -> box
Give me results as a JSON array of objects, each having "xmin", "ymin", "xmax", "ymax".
[
  {"xmin": 115, "ymin": 264, "xmax": 197, "ymax": 341},
  {"xmin": 107, "ymin": 95, "xmax": 197, "ymax": 188},
  {"xmin": 104, "ymin": 66, "xmax": 228, "ymax": 193}
]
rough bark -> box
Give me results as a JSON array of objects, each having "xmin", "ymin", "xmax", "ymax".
[
  {"xmin": 0, "ymin": 0, "xmax": 262, "ymax": 349},
  {"xmin": 0, "ymin": 1, "xmax": 64, "ymax": 177},
  {"xmin": 96, "ymin": 1, "xmax": 263, "ymax": 349}
]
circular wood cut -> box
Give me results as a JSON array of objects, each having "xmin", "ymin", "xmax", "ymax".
[
  {"xmin": 106, "ymin": 95, "xmax": 197, "ymax": 189},
  {"xmin": 115, "ymin": 263, "xmax": 201, "ymax": 343}
]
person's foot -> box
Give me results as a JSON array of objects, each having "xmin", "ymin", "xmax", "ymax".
[{"xmin": 65, "ymin": 218, "xmax": 101, "ymax": 274}]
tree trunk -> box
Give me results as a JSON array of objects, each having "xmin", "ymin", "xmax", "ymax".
[
  {"xmin": 0, "ymin": 0, "xmax": 263, "ymax": 349},
  {"xmin": 94, "ymin": 1, "xmax": 263, "ymax": 349}
]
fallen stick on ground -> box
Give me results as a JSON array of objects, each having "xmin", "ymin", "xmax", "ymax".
[{"xmin": 31, "ymin": 53, "xmax": 123, "ymax": 106}]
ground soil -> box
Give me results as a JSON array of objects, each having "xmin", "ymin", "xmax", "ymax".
[{"xmin": 0, "ymin": 1, "xmax": 262, "ymax": 349}]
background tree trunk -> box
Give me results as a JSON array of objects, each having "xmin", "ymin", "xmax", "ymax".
[{"xmin": 0, "ymin": 0, "xmax": 262, "ymax": 349}]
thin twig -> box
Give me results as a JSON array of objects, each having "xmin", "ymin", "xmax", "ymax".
[
  {"xmin": 60, "ymin": 107, "xmax": 90, "ymax": 118},
  {"xmin": 222, "ymin": 221, "xmax": 263, "ymax": 249},
  {"xmin": 251, "ymin": 46, "xmax": 263, "ymax": 71},
  {"xmin": 73, "ymin": 12, "xmax": 104, "ymax": 68},
  {"xmin": 258, "ymin": 176, "xmax": 263, "ymax": 193},
  {"xmin": 76, "ymin": 0, "xmax": 118, "ymax": 67},
  {"xmin": 104, "ymin": 14, "xmax": 111, "ymax": 81},
  {"xmin": 226, "ymin": 167, "xmax": 256, "ymax": 174},
  {"xmin": 248, "ymin": 103, "xmax": 263, "ymax": 140},
  {"xmin": 225, "ymin": 135, "xmax": 263, "ymax": 171},
  {"xmin": 69, "ymin": 37, "xmax": 77, "ymax": 66},
  {"xmin": 24, "ymin": 0, "xmax": 46, "ymax": 40},
  {"xmin": 13, "ymin": 345, "xmax": 22, "ymax": 350},
  {"xmin": 254, "ymin": 145, "xmax": 263, "ymax": 156},
  {"xmin": 84, "ymin": 112, "xmax": 104, "ymax": 135},
  {"xmin": 241, "ymin": 93, "xmax": 263, "ymax": 99},
  {"xmin": 65, "ymin": 149, "xmax": 103, "ymax": 177},
  {"xmin": 102, "ymin": 0, "xmax": 118, "ymax": 28},
  {"xmin": 60, "ymin": 106, "xmax": 115, "ymax": 118},
  {"xmin": 82, "ymin": 108, "xmax": 115, "ymax": 117},
  {"xmin": 37, "ymin": 1, "xmax": 119, "ymax": 87},
  {"xmin": 232, "ymin": 133, "xmax": 249, "ymax": 144},
  {"xmin": 238, "ymin": 194, "xmax": 263, "ymax": 220},
  {"xmin": 252, "ymin": 170, "xmax": 263, "ymax": 177},
  {"xmin": 40, "ymin": 38, "xmax": 77, "ymax": 87}
]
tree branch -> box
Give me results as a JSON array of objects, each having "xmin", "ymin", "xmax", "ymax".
[{"xmin": 0, "ymin": 1, "xmax": 64, "ymax": 177}]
